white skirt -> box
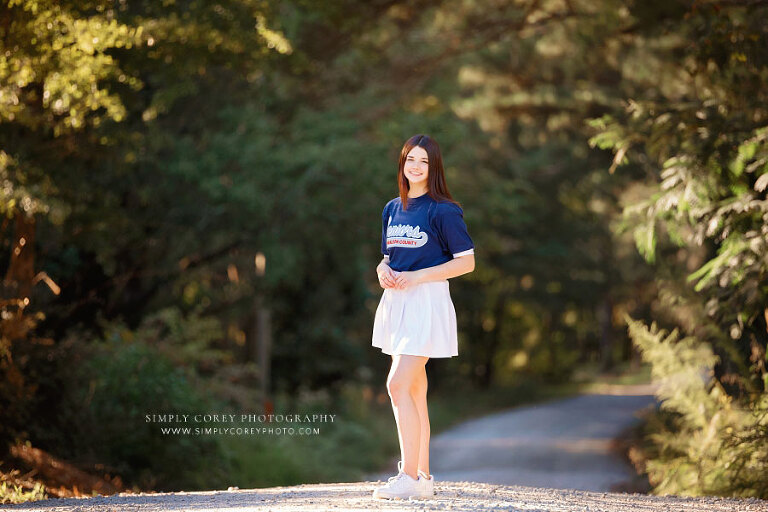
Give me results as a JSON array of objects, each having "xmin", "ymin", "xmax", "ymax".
[{"xmin": 372, "ymin": 280, "xmax": 458, "ymax": 358}]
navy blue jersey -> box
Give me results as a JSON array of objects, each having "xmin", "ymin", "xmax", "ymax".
[{"xmin": 381, "ymin": 193, "xmax": 474, "ymax": 272}]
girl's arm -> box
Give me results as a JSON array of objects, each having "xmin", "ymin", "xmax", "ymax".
[
  {"xmin": 394, "ymin": 254, "xmax": 474, "ymax": 288},
  {"xmin": 416, "ymin": 254, "xmax": 474, "ymax": 283}
]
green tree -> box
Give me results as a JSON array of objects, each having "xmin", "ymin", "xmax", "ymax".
[{"xmin": 590, "ymin": 1, "xmax": 768, "ymax": 498}]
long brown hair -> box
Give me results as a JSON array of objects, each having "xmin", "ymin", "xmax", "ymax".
[{"xmin": 397, "ymin": 134, "xmax": 460, "ymax": 210}]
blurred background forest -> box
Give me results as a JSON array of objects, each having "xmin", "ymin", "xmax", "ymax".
[{"xmin": 1, "ymin": 0, "xmax": 766, "ymax": 503}]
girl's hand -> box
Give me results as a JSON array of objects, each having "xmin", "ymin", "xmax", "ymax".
[
  {"xmin": 393, "ymin": 270, "xmax": 423, "ymax": 290},
  {"xmin": 377, "ymin": 264, "xmax": 397, "ymax": 289}
]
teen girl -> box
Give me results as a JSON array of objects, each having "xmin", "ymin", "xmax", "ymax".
[{"xmin": 371, "ymin": 134, "xmax": 475, "ymax": 500}]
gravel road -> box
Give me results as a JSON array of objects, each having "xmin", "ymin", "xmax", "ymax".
[
  {"xmin": 428, "ymin": 387, "xmax": 659, "ymax": 492},
  {"xmin": 4, "ymin": 480, "xmax": 767, "ymax": 511}
]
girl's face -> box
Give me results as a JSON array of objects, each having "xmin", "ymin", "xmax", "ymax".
[{"xmin": 404, "ymin": 146, "xmax": 429, "ymax": 188}]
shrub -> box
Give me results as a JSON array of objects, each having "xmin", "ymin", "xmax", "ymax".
[{"xmin": 626, "ymin": 316, "xmax": 768, "ymax": 498}]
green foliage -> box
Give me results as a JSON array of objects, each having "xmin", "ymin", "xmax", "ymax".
[
  {"xmin": 4, "ymin": 0, "xmax": 646, "ymax": 409},
  {"xmin": 587, "ymin": 3, "xmax": 768, "ymax": 309},
  {"xmin": 626, "ymin": 316, "xmax": 768, "ymax": 498},
  {"xmin": 0, "ymin": 480, "xmax": 47, "ymax": 505},
  {"xmin": 60, "ymin": 335, "xmax": 232, "ymax": 490},
  {"xmin": 132, "ymin": 306, "xmax": 261, "ymax": 410},
  {"xmin": 0, "ymin": 1, "xmax": 143, "ymax": 135},
  {"xmin": 587, "ymin": 1, "xmax": 768, "ymax": 497}
]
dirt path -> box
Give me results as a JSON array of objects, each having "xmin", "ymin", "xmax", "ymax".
[
  {"xmin": 427, "ymin": 386, "xmax": 660, "ymax": 492},
  {"xmin": 5, "ymin": 480, "xmax": 766, "ymax": 511}
]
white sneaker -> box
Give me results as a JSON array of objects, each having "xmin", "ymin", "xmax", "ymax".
[
  {"xmin": 418, "ymin": 469, "xmax": 435, "ymax": 498},
  {"xmin": 372, "ymin": 461, "xmax": 421, "ymax": 500}
]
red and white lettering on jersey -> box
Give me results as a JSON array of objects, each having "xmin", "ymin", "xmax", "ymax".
[{"xmin": 386, "ymin": 215, "xmax": 428, "ymax": 248}]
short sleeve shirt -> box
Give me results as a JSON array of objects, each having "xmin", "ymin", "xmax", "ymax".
[{"xmin": 381, "ymin": 194, "xmax": 475, "ymax": 272}]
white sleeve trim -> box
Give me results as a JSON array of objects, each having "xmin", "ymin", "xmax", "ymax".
[
  {"xmin": 383, "ymin": 254, "xmax": 390, "ymax": 261},
  {"xmin": 453, "ymin": 248, "xmax": 475, "ymax": 258}
]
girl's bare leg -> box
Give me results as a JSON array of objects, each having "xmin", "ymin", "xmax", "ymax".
[
  {"xmin": 410, "ymin": 362, "xmax": 430, "ymax": 476},
  {"xmin": 387, "ymin": 354, "xmax": 429, "ymax": 481}
]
